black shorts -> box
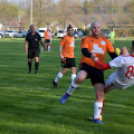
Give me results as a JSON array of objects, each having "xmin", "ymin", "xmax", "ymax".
[
  {"xmin": 79, "ymin": 63, "xmax": 105, "ymax": 86},
  {"xmin": 61, "ymin": 58, "xmax": 76, "ymax": 68},
  {"xmin": 28, "ymin": 48, "xmax": 40, "ymax": 59},
  {"xmin": 45, "ymin": 39, "xmax": 50, "ymax": 43}
]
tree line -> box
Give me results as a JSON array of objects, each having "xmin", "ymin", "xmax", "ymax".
[{"xmin": 0, "ymin": 0, "xmax": 134, "ymax": 30}]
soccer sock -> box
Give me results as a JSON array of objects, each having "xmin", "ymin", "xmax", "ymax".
[
  {"xmin": 35, "ymin": 62, "xmax": 39, "ymax": 71},
  {"xmin": 28, "ymin": 62, "xmax": 32, "ymax": 71},
  {"xmin": 54, "ymin": 72, "xmax": 63, "ymax": 83},
  {"xmin": 94, "ymin": 102, "xmax": 103, "ymax": 119},
  {"xmin": 71, "ymin": 74, "xmax": 76, "ymax": 85},
  {"xmin": 67, "ymin": 81, "xmax": 79, "ymax": 95},
  {"xmin": 99, "ymin": 100, "xmax": 105, "ymax": 118}
]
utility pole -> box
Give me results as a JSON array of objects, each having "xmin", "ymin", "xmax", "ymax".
[{"xmin": 30, "ymin": 0, "xmax": 33, "ymax": 24}]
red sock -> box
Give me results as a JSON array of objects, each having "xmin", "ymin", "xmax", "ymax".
[{"xmin": 100, "ymin": 100, "xmax": 105, "ymax": 116}]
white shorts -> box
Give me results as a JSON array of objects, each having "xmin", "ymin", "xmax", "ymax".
[{"xmin": 105, "ymin": 73, "xmax": 126, "ymax": 90}]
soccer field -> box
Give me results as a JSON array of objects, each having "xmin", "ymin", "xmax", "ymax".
[{"xmin": 0, "ymin": 38, "xmax": 134, "ymax": 134}]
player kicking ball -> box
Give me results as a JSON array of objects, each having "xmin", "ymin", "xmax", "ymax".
[
  {"xmin": 52, "ymin": 25, "xmax": 78, "ymax": 89},
  {"xmin": 93, "ymin": 41, "xmax": 134, "ymax": 122}
]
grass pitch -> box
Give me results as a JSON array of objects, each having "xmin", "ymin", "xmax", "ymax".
[{"xmin": 0, "ymin": 37, "xmax": 134, "ymax": 134}]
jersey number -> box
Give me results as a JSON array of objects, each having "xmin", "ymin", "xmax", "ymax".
[{"xmin": 125, "ymin": 66, "xmax": 134, "ymax": 78}]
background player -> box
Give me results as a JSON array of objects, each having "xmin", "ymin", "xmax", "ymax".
[
  {"xmin": 110, "ymin": 28, "xmax": 115, "ymax": 45},
  {"xmin": 60, "ymin": 21, "xmax": 117, "ymax": 124},
  {"xmin": 52, "ymin": 25, "xmax": 77, "ymax": 88},
  {"xmin": 25, "ymin": 25, "xmax": 46, "ymax": 74},
  {"xmin": 44, "ymin": 28, "xmax": 51, "ymax": 51}
]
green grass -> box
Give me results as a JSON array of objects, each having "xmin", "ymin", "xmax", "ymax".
[{"xmin": 0, "ymin": 37, "xmax": 134, "ymax": 134}]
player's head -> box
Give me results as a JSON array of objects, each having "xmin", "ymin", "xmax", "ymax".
[
  {"xmin": 47, "ymin": 27, "xmax": 49, "ymax": 31},
  {"xmin": 67, "ymin": 25, "xmax": 74, "ymax": 36},
  {"xmin": 30, "ymin": 25, "xmax": 35, "ymax": 33},
  {"xmin": 91, "ymin": 21, "xmax": 101, "ymax": 38}
]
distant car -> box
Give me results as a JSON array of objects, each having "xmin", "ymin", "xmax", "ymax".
[
  {"xmin": 22, "ymin": 31, "xmax": 28, "ymax": 38},
  {"xmin": 57, "ymin": 30, "xmax": 66, "ymax": 38},
  {"xmin": 38, "ymin": 28, "xmax": 47, "ymax": 38},
  {"xmin": 16, "ymin": 31, "xmax": 23, "ymax": 38},
  {"xmin": 6, "ymin": 30, "xmax": 17, "ymax": 38},
  {"xmin": 73, "ymin": 31, "xmax": 78, "ymax": 38},
  {"xmin": 0, "ymin": 31, "xmax": 6, "ymax": 38},
  {"xmin": 73, "ymin": 31, "xmax": 83, "ymax": 38},
  {"xmin": 103, "ymin": 31, "xmax": 111, "ymax": 38}
]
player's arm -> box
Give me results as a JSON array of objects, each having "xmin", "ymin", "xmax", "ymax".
[
  {"xmin": 25, "ymin": 41, "xmax": 28, "ymax": 54},
  {"xmin": 81, "ymin": 39, "xmax": 95, "ymax": 60},
  {"xmin": 95, "ymin": 55, "xmax": 123, "ymax": 70},
  {"xmin": 59, "ymin": 38, "xmax": 65, "ymax": 60},
  {"xmin": 59, "ymin": 46, "xmax": 64, "ymax": 60},
  {"xmin": 108, "ymin": 52, "xmax": 117, "ymax": 59},
  {"xmin": 38, "ymin": 34, "xmax": 46, "ymax": 50},
  {"xmin": 95, "ymin": 61, "xmax": 111, "ymax": 70},
  {"xmin": 40, "ymin": 40, "xmax": 46, "ymax": 49},
  {"xmin": 106, "ymin": 39, "xmax": 118, "ymax": 59}
]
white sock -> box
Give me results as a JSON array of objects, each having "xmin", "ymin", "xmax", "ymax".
[
  {"xmin": 94, "ymin": 102, "xmax": 103, "ymax": 119},
  {"xmin": 54, "ymin": 72, "xmax": 63, "ymax": 83},
  {"xmin": 67, "ymin": 81, "xmax": 79, "ymax": 95},
  {"xmin": 71, "ymin": 74, "xmax": 76, "ymax": 85}
]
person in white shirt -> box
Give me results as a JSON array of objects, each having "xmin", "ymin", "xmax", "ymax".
[{"xmin": 93, "ymin": 40, "xmax": 134, "ymax": 121}]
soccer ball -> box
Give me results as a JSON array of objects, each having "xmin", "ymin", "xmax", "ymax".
[
  {"xmin": 77, "ymin": 31, "xmax": 83, "ymax": 38},
  {"xmin": 115, "ymin": 48, "xmax": 121, "ymax": 56}
]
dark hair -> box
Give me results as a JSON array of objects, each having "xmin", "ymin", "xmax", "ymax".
[{"xmin": 67, "ymin": 25, "xmax": 73, "ymax": 31}]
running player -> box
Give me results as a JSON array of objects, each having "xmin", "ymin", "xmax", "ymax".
[
  {"xmin": 60, "ymin": 21, "xmax": 117, "ymax": 124},
  {"xmin": 52, "ymin": 25, "xmax": 77, "ymax": 88},
  {"xmin": 25, "ymin": 25, "xmax": 46, "ymax": 74}
]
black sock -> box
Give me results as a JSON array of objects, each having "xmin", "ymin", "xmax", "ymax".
[
  {"xmin": 35, "ymin": 62, "xmax": 39, "ymax": 71},
  {"xmin": 28, "ymin": 62, "xmax": 32, "ymax": 71}
]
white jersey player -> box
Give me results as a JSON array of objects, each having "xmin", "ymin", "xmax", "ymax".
[
  {"xmin": 95, "ymin": 42, "xmax": 134, "ymax": 93},
  {"xmin": 91, "ymin": 43, "xmax": 134, "ymax": 122}
]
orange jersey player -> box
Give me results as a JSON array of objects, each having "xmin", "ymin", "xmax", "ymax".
[
  {"xmin": 60, "ymin": 21, "xmax": 118, "ymax": 124},
  {"xmin": 52, "ymin": 25, "xmax": 79, "ymax": 89},
  {"xmin": 44, "ymin": 28, "xmax": 51, "ymax": 51}
]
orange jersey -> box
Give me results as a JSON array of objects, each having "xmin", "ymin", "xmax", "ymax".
[
  {"xmin": 60, "ymin": 35, "xmax": 75, "ymax": 58},
  {"xmin": 80, "ymin": 35, "xmax": 115, "ymax": 69},
  {"xmin": 44, "ymin": 31, "xmax": 50, "ymax": 39}
]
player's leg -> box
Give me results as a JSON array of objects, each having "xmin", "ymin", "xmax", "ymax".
[
  {"xmin": 48, "ymin": 42, "xmax": 51, "ymax": 51},
  {"xmin": 52, "ymin": 68, "xmax": 67, "ymax": 88},
  {"xmin": 120, "ymin": 47, "xmax": 129, "ymax": 56},
  {"xmin": 93, "ymin": 83, "xmax": 105, "ymax": 124},
  {"xmin": 70, "ymin": 58, "xmax": 77, "ymax": 85},
  {"xmin": 90, "ymin": 69, "xmax": 105, "ymax": 124},
  {"xmin": 28, "ymin": 48, "xmax": 33, "ymax": 74},
  {"xmin": 71, "ymin": 67, "xmax": 76, "ymax": 85},
  {"xmin": 34, "ymin": 57, "xmax": 39, "ymax": 75},
  {"xmin": 60, "ymin": 70, "xmax": 88, "ymax": 104},
  {"xmin": 28, "ymin": 58, "xmax": 32, "ymax": 74},
  {"xmin": 34, "ymin": 48, "xmax": 40, "ymax": 75}
]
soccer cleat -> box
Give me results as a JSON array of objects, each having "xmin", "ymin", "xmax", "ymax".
[
  {"xmin": 93, "ymin": 118, "xmax": 104, "ymax": 124},
  {"xmin": 35, "ymin": 70, "xmax": 38, "ymax": 75},
  {"xmin": 60, "ymin": 92, "xmax": 70, "ymax": 104},
  {"xmin": 52, "ymin": 80, "xmax": 57, "ymax": 88},
  {"xmin": 76, "ymin": 87, "xmax": 81, "ymax": 90},
  {"xmin": 88, "ymin": 117, "xmax": 102, "ymax": 122}
]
